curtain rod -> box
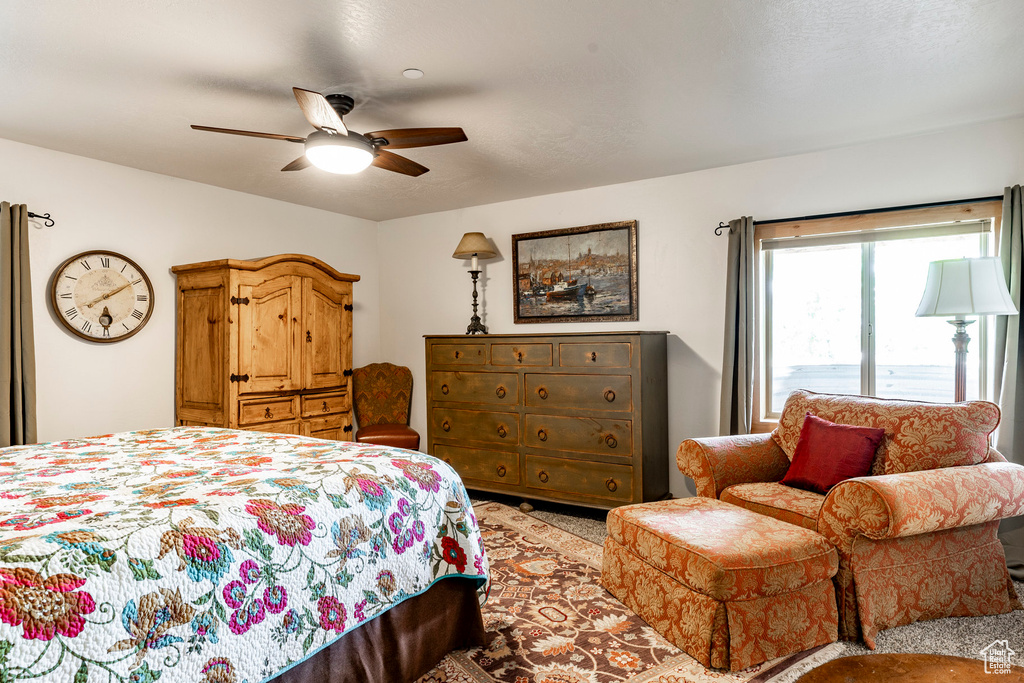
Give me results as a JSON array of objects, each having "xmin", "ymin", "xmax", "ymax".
[
  {"xmin": 714, "ymin": 195, "xmax": 1003, "ymax": 235},
  {"xmin": 28, "ymin": 211, "xmax": 54, "ymax": 227}
]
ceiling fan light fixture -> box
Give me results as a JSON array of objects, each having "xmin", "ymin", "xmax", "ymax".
[{"xmin": 304, "ymin": 130, "xmax": 374, "ymax": 174}]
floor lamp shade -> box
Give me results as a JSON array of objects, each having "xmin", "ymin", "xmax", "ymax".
[
  {"xmin": 915, "ymin": 257, "xmax": 1017, "ymax": 318},
  {"xmin": 915, "ymin": 257, "xmax": 1017, "ymax": 402}
]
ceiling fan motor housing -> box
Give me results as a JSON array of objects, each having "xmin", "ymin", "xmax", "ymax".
[{"xmin": 325, "ymin": 94, "xmax": 355, "ymax": 117}]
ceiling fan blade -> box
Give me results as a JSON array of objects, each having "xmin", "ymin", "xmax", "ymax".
[
  {"xmin": 190, "ymin": 125, "xmax": 305, "ymax": 143},
  {"xmin": 292, "ymin": 87, "xmax": 348, "ymax": 135},
  {"xmin": 281, "ymin": 155, "xmax": 311, "ymax": 172},
  {"xmin": 366, "ymin": 127, "xmax": 467, "ymax": 149},
  {"xmin": 372, "ymin": 149, "xmax": 429, "ymax": 177}
]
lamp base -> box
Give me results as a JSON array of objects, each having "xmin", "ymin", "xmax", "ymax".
[
  {"xmin": 466, "ymin": 270, "xmax": 487, "ymax": 335},
  {"xmin": 948, "ymin": 318, "xmax": 974, "ymax": 403}
]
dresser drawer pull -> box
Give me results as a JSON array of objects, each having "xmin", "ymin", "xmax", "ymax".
[
  {"xmin": 441, "ymin": 384, "xmax": 450, "ymax": 395},
  {"xmin": 604, "ymin": 389, "xmax": 616, "ymax": 402},
  {"xmin": 343, "ymin": 424, "xmax": 353, "ymax": 433},
  {"xmin": 306, "ymin": 330, "xmax": 312, "ymax": 343},
  {"xmin": 497, "ymin": 465, "xmax": 507, "ymax": 477},
  {"xmin": 321, "ymin": 400, "xmax": 329, "ymax": 412},
  {"xmin": 537, "ymin": 429, "xmax": 548, "ymax": 442},
  {"xmin": 442, "ymin": 420, "xmax": 451, "ymax": 432},
  {"xmin": 538, "ymin": 470, "xmax": 549, "ymax": 483},
  {"xmin": 264, "ymin": 407, "xmax": 273, "ymax": 419},
  {"xmin": 605, "ymin": 434, "xmax": 618, "ymax": 448},
  {"xmin": 517, "ymin": 351, "xmax": 524, "ymax": 363},
  {"xmin": 497, "ymin": 425, "xmax": 508, "ymax": 438},
  {"xmin": 590, "ymin": 351, "xmax": 598, "ymax": 362},
  {"xmin": 443, "ymin": 457, "xmax": 452, "ymax": 465},
  {"xmin": 454, "ymin": 350, "xmax": 461, "ymax": 359},
  {"xmin": 606, "ymin": 478, "xmax": 618, "ymax": 492},
  {"xmin": 495, "ymin": 386, "xmax": 506, "ymax": 399},
  {"xmin": 537, "ymin": 387, "xmax": 548, "ymax": 400}
]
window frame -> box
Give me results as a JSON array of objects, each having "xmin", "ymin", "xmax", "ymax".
[{"xmin": 751, "ymin": 200, "xmax": 1003, "ymax": 434}]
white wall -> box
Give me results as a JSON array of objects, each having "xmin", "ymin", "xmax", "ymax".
[
  {"xmin": 0, "ymin": 138, "xmax": 380, "ymax": 442},
  {"xmin": 7, "ymin": 115, "xmax": 1024, "ymax": 495},
  {"xmin": 378, "ymin": 116, "xmax": 1024, "ymax": 498}
]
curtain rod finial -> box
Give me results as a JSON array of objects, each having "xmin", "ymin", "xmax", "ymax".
[{"xmin": 715, "ymin": 222, "xmax": 729, "ymax": 236}]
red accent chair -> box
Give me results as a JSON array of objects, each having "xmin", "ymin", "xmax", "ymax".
[{"xmin": 352, "ymin": 363, "xmax": 420, "ymax": 450}]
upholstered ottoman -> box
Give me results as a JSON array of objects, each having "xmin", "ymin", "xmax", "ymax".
[{"xmin": 601, "ymin": 497, "xmax": 839, "ymax": 671}]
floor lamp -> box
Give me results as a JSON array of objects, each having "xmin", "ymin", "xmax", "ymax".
[
  {"xmin": 452, "ymin": 232, "xmax": 498, "ymax": 335},
  {"xmin": 915, "ymin": 257, "xmax": 1018, "ymax": 402}
]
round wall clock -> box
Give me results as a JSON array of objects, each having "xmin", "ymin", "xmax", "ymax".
[{"xmin": 50, "ymin": 250, "xmax": 154, "ymax": 342}]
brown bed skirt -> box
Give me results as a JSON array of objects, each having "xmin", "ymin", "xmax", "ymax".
[{"xmin": 269, "ymin": 577, "xmax": 486, "ymax": 683}]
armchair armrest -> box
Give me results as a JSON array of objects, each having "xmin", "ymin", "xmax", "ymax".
[
  {"xmin": 819, "ymin": 461, "xmax": 1024, "ymax": 555},
  {"xmin": 676, "ymin": 433, "xmax": 790, "ymax": 498}
]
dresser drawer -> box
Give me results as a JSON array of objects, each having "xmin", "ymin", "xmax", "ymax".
[
  {"xmin": 491, "ymin": 343, "xmax": 553, "ymax": 366},
  {"xmin": 432, "ymin": 371, "xmax": 518, "ymax": 405},
  {"xmin": 431, "ymin": 344, "xmax": 486, "ymax": 365},
  {"xmin": 301, "ymin": 391, "xmax": 350, "ymax": 417},
  {"xmin": 559, "ymin": 342, "xmax": 631, "ymax": 368},
  {"xmin": 239, "ymin": 396, "xmax": 299, "ymax": 425},
  {"xmin": 307, "ymin": 414, "xmax": 353, "ymax": 441},
  {"xmin": 525, "ymin": 455, "xmax": 632, "ymax": 502},
  {"xmin": 247, "ymin": 420, "xmax": 302, "ymax": 436},
  {"xmin": 431, "ymin": 408, "xmax": 519, "ymax": 445},
  {"xmin": 433, "ymin": 444, "xmax": 520, "ymax": 485},
  {"xmin": 523, "ymin": 414, "xmax": 632, "ymax": 457},
  {"xmin": 525, "ymin": 374, "xmax": 633, "ymax": 411}
]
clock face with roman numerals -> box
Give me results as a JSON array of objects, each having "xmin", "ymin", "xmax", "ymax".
[{"xmin": 50, "ymin": 251, "xmax": 154, "ymax": 343}]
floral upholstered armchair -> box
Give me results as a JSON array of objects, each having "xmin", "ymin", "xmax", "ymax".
[{"xmin": 678, "ymin": 390, "xmax": 1024, "ymax": 647}]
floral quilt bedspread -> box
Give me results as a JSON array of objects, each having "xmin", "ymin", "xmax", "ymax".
[{"xmin": 0, "ymin": 427, "xmax": 488, "ymax": 683}]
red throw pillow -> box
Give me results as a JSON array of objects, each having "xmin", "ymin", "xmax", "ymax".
[{"xmin": 781, "ymin": 413, "xmax": 885, "ymax": 494}]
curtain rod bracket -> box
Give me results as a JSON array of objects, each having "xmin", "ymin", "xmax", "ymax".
[
  {"xmin": 715, "ymin": 222, "xmax": 728, "ymax": 236},
  {"xmin": 28, "ymin": 212, "xmax": 54, "ymax": 228}
]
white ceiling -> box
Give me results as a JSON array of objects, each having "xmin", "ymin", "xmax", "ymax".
[{"xmin": 2, "ymin": 1, "xmax": 1023, "ymax": 222}]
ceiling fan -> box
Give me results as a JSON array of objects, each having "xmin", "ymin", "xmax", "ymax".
[{"xmin": 191, "ymin": 87, "xmax": 467, "ymax": 177}]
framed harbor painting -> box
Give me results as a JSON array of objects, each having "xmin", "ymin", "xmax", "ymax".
[{"xmin": 512, "ymin": 219, "xmax": 638, "ymax": 324}]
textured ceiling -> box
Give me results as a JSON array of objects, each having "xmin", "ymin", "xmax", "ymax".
[{"xmin": 2, "ymin": 0, "xmax": 1023, "ymax": 221}]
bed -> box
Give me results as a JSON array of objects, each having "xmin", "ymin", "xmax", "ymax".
[{"xmin": 0, "ymin": 427, "xmax": 489, "ymax": 682}]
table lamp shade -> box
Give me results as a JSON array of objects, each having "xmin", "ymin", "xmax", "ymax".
[
  {"xmin": 915, "ymin": 257, "xmax": 1017, "ymax": 317},
  {"xmin": 452, "ymin": 232, "xmax": 497, "ymax": 260}
]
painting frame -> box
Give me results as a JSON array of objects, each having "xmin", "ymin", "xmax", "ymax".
[{"xmin": 511, "ymin": 219, "xmax": 639, "ymax": 324}]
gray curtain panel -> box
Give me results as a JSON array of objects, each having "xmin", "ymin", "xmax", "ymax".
[
  {"xmin": 994, "ymin": 185, "xmax": 1024, "ymax": 579},
  {"xmin": 0, "ymin": 202, "xmax": 37, "ymax": 446},
  {"xmin": 720, "ymin": 216, "xmax": 755, "ymax": 436}
]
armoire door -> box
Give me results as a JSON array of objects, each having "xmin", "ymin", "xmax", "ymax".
[
  {"xmin": 237, "ymin": 275, "xmax": 303, "ymax": 394},
  {"xmin": 303, "ymin": 277, "xmax": 351, "ymax": 390}
]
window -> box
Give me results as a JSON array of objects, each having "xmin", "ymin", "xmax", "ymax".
[{"xmin": 753, "ymin": 200, "xmax": 1002, "ymax": 431}]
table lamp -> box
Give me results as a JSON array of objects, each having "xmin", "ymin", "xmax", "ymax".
[
  {"xmin": 915, "ymin": 257, "xmax": 1017, "ymax": 402},
  {"xmin": 452, "ymin": 232, "xmax": 498, "ymax": 335}
]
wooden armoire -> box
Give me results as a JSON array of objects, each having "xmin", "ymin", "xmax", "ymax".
[{"xmin": 173, "ymin": 254, "xmax": 360, "ymax": 440}]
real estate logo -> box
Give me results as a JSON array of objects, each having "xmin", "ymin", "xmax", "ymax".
[{"xmin": 980, "ymin": 639, "xmax": 1016, "ymax": 674}]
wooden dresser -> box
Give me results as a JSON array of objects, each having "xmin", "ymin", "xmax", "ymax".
[
  {"xmin": 424, "ymin": 332, "xmax": 668, "ymax": 509},
  {"xmin": 173, "ymin": 254, "xmax": 359, "ymax": 440}
]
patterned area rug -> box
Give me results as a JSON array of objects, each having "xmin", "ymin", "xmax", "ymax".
[{"xmin": 420, "ymin": 502, "xmax": 843, "ymax": 683}]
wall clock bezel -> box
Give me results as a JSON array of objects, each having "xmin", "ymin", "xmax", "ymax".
[{"xmin": 50, "ymin": 250, "xmax": 155, "ymax": 343}]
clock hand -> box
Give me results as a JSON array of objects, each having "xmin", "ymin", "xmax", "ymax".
[{"xmin": 84, "ymin": 282, "xmax": 132, "ymax": 308}]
